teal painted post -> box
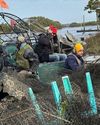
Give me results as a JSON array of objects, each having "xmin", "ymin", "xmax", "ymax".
[
  {"xmin": 28, "ymin": 88, "xmax": 46, "ymax": 125},
  {"xmin": 86, "ymin": 72, "xmax": 97, "ymax": 115},
  {"xmin": 62, "ymin": 76, "xmax": 73, "ymax": 95},
  {"xmin": 51, "ymin": 81, "xmax": 61, "ymax": 113}
]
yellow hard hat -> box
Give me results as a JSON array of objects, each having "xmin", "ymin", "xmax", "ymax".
[{"xmin": 74, "ymin": 42, "xmax": 84, "ymax": 53}]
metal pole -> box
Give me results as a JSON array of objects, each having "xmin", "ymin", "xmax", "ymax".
[
  {"xmin": 51, "ymin": 81, "xmax": 61, "ymax": 114},
  {"xmin": 86, "ymin": 72, "xmax": 97, "ymax": 115},
  {"xmin": 28, "ymin": 88, "xmax": 46, "ymax": 125},
  {"xmin": 62, "ymin": 76, "xmax": 73, "ymax": 95},
  {"xmin": 83, "ymin": 14, "xmax": 85, "ymax": 34}
]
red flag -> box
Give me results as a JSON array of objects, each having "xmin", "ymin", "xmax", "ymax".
[
  {"xmin": 0, "ymin": 0, "xmax": 8, "ymax": 9},
  {"xmin": 10, "ymin": 19, "xmax": 16, "ymax": 28}
]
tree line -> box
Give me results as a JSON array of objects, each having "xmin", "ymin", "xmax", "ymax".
[
  {"xmin": 0, "ymin": 0, "xmax": 99, "ymax": 33},
  {"xmin": 69, "ymin": 21, "xmax": 98, "ymax": 27}
]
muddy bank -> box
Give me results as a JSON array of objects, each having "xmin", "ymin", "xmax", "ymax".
[{"xmin": 0, "ymin": 63, "xmax": 100, "ymax": 125}]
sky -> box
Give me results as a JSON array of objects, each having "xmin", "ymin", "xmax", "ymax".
[{"xmin": 1, "ymin": 0, "xmax": 96, "ymax": 24}]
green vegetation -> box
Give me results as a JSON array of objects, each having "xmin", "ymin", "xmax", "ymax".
[
  {"xmin": 0, "ymin": 16, "xmax": 99, "ymax": 33},
  {"xmin": 29, "ymin": 16, "xmax": 62, "ymax": 29},
  {"xmin": 86, "ymin": 33, "xmax": 100, "ymax": 54},
  {"xmin": 0, "ymin": 16, "xmax": 63, "ymax": 33},
  {"xmin": 69, "ymin": 22, "xmax": 81, "ymax": 27},
  {"xmin": 84, "ymin": 21, "xmax": 98, "ymax": 26},
  {"xmin": 69, "ymin": 21, "xmax": 98, "ymax": 27},
  {"xmin": 85, "ymin": 0, "xmax": 100, "ymax": 12}
]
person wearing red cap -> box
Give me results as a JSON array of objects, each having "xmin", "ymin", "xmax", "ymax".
[
  {"xmin": 48, "ymin": 24, "xmax": 58, "ymax": 44},
  {"xmin": 34, "ymin": 33, "xmax": 67, "ymax": 63}
]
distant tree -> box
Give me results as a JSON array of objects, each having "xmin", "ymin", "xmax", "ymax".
[
  {"xmin": 29, "ymin": 16, "xmax": 62, "ymax": 29},
  {"xmin": 85, "ymin": 0, "xmax": 100, "ymax": 12},
  {"xmin": 69, "ymin": 22, "xmax": 81, "ymax": 27}
]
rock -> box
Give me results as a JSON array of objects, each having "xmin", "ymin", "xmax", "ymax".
[
  {"xmin": 0, "ymin": 73, "xmax": 29, "ymax": 100},
  {"xmin": 0, "ymin": 69, "xmax": 46, "ymax": 100},
  {"xmin": 17, "ymin": 70, "xmax": 33, "ymax": 80},
  {"xmin": 17, "ymin": 70, "xmax": 46, "ymax": 93}
]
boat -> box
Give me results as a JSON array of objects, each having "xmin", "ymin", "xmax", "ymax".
[{"xmin": 0, "ymin": 12, "xmax": 100, "ymax": 125}]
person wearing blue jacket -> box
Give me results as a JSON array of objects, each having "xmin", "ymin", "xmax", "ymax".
[{"xmin": 65, "ymin": 43, "xmax": 84, "ymax": 71}]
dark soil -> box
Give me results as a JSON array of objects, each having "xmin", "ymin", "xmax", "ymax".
[{"xmin": 0, "ymin": 63, "xmax": 100, "ymax": 125}]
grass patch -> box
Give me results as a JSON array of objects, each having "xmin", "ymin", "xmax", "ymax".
[{"xmin": 85, "ymin": 33, "xmax": 100, "ymax": 55}]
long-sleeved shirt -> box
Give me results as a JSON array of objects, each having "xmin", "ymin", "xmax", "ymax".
[{"xmin": 65, "ymin": 53, "xmax": 84, "ymax": 71}]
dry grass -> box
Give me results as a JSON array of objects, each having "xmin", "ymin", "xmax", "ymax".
[{"xmin": 85, "ymin": 33, "xmax": 100, "ymax": 55}]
